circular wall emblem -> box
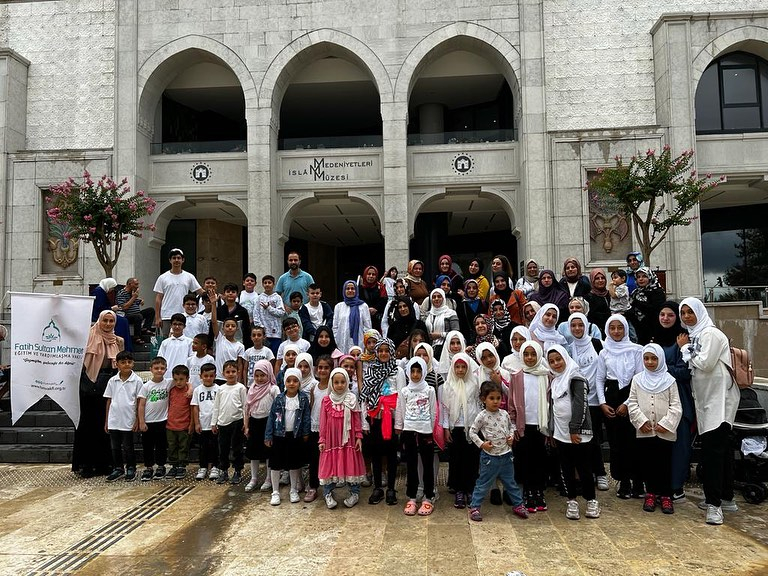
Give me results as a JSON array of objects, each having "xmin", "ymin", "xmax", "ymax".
[
  {"xmin": 452, "ymin": 154, "xmax": 474, "ymax": 175},
  {"xmin": 190, "ymin": 163, "xmax": 212, "ymax": 183}
]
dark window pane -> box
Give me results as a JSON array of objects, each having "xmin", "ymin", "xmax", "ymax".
[
  {"xmin": 761, "ymin": 62, "xmax": 768, "ymax": 127},
  {"xmin": 695, "ymin": 64, "xmax": 722, "ymax": 132},
  {"xmin": 719, "ymin": 53, "xmax": 755, "ymax": 66},
  {"xmin": 722, "ymin": 67, "xmax": 758, "ymax": 105},
  {"xmin": 722, "ymin": 106, "xmax": 761, "ymax": 130}
]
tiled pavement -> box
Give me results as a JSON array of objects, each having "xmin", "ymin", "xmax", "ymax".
[{"xmin": 1, "ymin": 464, "xmax": 766, "ymax": 576}]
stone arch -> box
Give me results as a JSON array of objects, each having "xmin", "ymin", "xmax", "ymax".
[
  {"xmin": 137, "ymin": 35, "xmax": 258, "ymax": 132},
  {"xmin": 408, "ymin": 186, "xmax": 517, "ymax": 238},
  {"xmin": 394, "ymin": 22, "xmax": 521, "ymax": 112},
  {"xmin": 259, "ymin": 29, "xmax": 394, "ymax": 120},
  {"xmin": 147, "ymin": 195, "xmax": 248, "ymax": 247},
  {"xmin": 280, "ymin": 191, "xmax": 383, "ymax": 243},
  {"xmin": 692, "ymin": 26, "xmax": 768, "ymax": 87}
]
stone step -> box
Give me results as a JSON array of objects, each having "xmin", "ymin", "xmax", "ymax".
[
  {"xmin": 0, "ymin": 410, "xmax": 74, "ymax": 427},
  {"xmin": 0, "ymin": 426, "xmax": 75, "ymax": 445},
  {"xmin": 0, "ymin": 444, "xmax": 73, "ymax": 463}
]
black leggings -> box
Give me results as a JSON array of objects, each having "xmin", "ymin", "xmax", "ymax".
[
  {"xmin": 603, "ymin": 380, "xmax": 640, "ymax": 485},
  {"xmin": 365, "ymin": 417, "xmax": 398, "ymax": 489},
  {"xmin": 513, "ymin": 425, "xmax": 547, "ymax": 492},
  {"xmin": 557, "ymin": 440, "xmax": 595, "ymax": 501},
  {"xmin": 700, "ymin": 422, "xmax": 735, "ymax": 506},
  {"xmin": 402, "ymin": 431, "xmax": 435, "ymax": 500},
  {"xmin": 448, "ymin": 427, "xmax": 480, "ymax": 494}
]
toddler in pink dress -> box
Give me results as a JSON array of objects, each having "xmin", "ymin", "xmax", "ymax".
[{"xmin": 318, "ymin": 368, "xmax": 367, "ymax": 509}]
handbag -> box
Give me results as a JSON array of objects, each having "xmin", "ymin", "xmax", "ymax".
[{"xmin": 432, "ymin": 402, "xmax": 446, "ymax": 450}]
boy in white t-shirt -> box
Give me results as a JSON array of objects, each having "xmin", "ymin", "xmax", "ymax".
[
  {"xmin": 158, "ymin": 313, "xmax": 194, "ymax": 378},
  {"xmin": 244, "ymin": 325, "xmax": 275, "ymax": 386},
  {"xmin": 239, "ymin": 273, "xmax": 259, "ymax": 322},
  {"xmin": 209, "ymin": 289, "xmax": 246, "ymax": 383},
  {"xmin": 274, "ymin": 317, "xmax": 310, "ymax": 373},
  {"xmin": 255, "ymin": 275, "xmax": 285, "ymax": 356},
  {"xmin": 191, "ymin": 363, "xmax": 221, "ymax": 480},
  {"xmin": 104, "ymin": 351, "xmax": 144, "ymax": 482},
  {"xmin": 186, "ymin": 333, "xmax": 215, "ymax": 387},
  {"xmin": 182, "ymin": 294, "xmax": 209, "ymax": 339},
  {"xmin": 137, "ymin": 357, "xmax": 171, "ymax": 481}
]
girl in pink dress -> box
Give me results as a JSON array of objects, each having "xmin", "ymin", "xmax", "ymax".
[{"xmin": 318, "ymin": 368, "xmax": 367, "ymax": 509}]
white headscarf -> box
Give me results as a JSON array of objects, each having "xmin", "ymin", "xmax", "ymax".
[
  {"xmin": 328, "ymin": 367, "xmax": 357, "ymax": 445},
  {"xmin": 284, "ymin": 367, "xmax": 302, "ymax": 387},
  {"xmin": 427, "ymin": 288, "xmax": 457, "ymax": 336},
  {"xmin": 295, "ymin": 352, "xmax": 316, "ymax": 392},
  {"xmin": 502, "ymin": 326, "xmax": 531, "ymax": 372},
  {"xmin": 443, "ymin": 352, "xmax": 478, "ymax": 428},
  {"xmin": 475, "ymin": 342, "xmax": 508, "ymax": 383},
  {"xmin": 547, "ymin": 344, "xmax": 582, "ymax": 399},
  {"xmin": 520, "ymin": 340, "xmax": 550, "ymax": 431},
  {"xmin": 405, "ymin": 357, "xmax": 428, "ymax": 393},
  {"xmin": 530, "ymin": 303, "xmax": 568, "ymax": 348},
  {"xmin": 636, "ymin": 344, "xmax": 676, "ymax": 394},
  {"xmin": 602, "ymin": 314, "xmax": 643, "ymax": 386},
  {"xmin": 413, "ymin": 342, "xmax": 436, "ymax": 372},
  {"xmin": 438, "ymin": 330, "xmax": 467, "ymax": 374},
  {"xmin": 679, "ymin": 297, "xmax": 714, "ymax": 340},
  {"xmin": 99, "ymin": 277, "xmax": 117, "ymax": 292},
  {"xmin": 569, "ymin": 313, "xmax": 599, "ymax": 382}
]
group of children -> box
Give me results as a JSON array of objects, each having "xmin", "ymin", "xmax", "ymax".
[{"xmin": 101, "ymin": 271, "xmax": 685, "ymax": 523}]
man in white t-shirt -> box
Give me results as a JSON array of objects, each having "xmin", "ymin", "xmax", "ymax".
[{"xmin": 153, "ymin": 248, "xmax": 204, "ymax": 336}]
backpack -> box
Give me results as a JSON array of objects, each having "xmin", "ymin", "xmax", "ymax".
[{"xmin": 726, "ymin": 346, "xmax": 754, "ymax": 390}]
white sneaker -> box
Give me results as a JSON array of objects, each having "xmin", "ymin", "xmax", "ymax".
[
  {"xmin": 706, "ymin": 504, "xmax": 723, "ymax": 525},
  {"xmin": 699, "ymin": 499, "xmax": 739, "ymax": 512},
  {"xmin": 325, "ymin": 493, "xmax": 338, "ymax": 509},
  {"xmin": 343, "ymin": 493, "xmax": 359, "ymax": 508},
  {"xmin": 596, "ymin": 476, "xmax": 609, "ymax": 491},
  {"xmin": 245, "ymin": 479, "xmax": 259, "ymax": 492},
  {"xmin": 279, "ymin": 471, "xmax": 290, "ymax": 485},
  {"xmin": 585, "ymin": 499, "xmax": 601, "ymax": 518},
  {"xmin": 289, "ymin": 490, "xmax": 301, "ymax": 503},
  {"xmin": 360, "ymin": 474, "xmax": 372, "ymax": 487},
  {"xmin": 270, "ymin": 491, "xmax": 281, "ymax": 506},
  {"xmin": 195, "ymin": 467, "xmax": 207, "ymax": 480},
  {"xmin": 260, "ymin": 481, "xmax": 273, "ymax": 492},
  {"xmin": 566, "ymin": 499, "xmax": 580, "ymax": 520},
  {"xmin": 208, "ymin": 467, "xmax": 220, "ymax": 480}
]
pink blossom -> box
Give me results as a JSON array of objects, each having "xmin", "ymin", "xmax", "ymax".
[
  {"xmin": 84, "ymin": 214, "xmax": 92, "ymax": 221},
  {"xmin": 128, "ymin": 202, "xmax": 137, "ymax": 211},
  {"xmin": 89, "ymin": 227, "xmax": 96, "ymax": 234},
  {"xmin": 111, "ymin": 214, "xmax": 118, "ymax": 220},
  {"xmin": 148, "ymin": 224, "xmax": 156, "ymax": 232},
  {"xmin": 137, "ymin": 189, "xmax": 145, "ymax": 196}
]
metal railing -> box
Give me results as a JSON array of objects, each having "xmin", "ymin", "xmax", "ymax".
[
  {"xmin": 150, "ymin": 140, "xmax": 247, "ymax": 155},
  {"xmin": 278, "ymin": 134, "xmax": 383, "ymax": 150},
  {"xmin": 704, "ymin": 285, "xmax": 768, "ymax": 307},
  {"xmin": 406, "ymin": 128, "xmax": 517, "ymax": 145}
]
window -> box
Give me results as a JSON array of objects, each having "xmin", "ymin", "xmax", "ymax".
[{"xmin": 695, "ymin": 51, "xmax": 768, "ymax": 134}]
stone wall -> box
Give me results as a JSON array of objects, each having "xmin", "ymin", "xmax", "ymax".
[{"xmin": 707, "ymin": 302, "xmax": 768, "ymax": 378}]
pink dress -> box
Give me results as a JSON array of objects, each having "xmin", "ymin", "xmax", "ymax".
[{"xmin": 318, "ymin": 395, "xmax": 367, "ymax": 485}]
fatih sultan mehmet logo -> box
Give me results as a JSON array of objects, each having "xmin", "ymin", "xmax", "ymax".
[{"xmin": 41, "ymin": 319, "xmax": 61, "ymax": 343}]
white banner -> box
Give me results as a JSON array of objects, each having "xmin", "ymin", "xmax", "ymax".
[{"xmin": 10, "ymin": 292, "xmax": 93, "ymax": 427}]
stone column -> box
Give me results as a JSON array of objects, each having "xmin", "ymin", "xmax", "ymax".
[
  {"xmin": 518, "ymin": 0, "xmax": 552, "ymax": 268},
  {"xmin": 247, "ymin": 106, "xmax": 277, "ymax": 279},
  {"xmin": 0, "ymin": 49, "xmax": 29, "ymax": 302},
  {"xmin": 381, "ymin": 101, "xmax": 410, "ymax": 270}
]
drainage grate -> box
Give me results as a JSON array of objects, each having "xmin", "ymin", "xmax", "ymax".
[{"xmin": 27, "ymin": 485, "xmax": 193, "ymax": 576}]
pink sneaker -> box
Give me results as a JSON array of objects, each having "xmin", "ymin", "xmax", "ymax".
[{"xmin": 512, "ymin": 504, "xmax": 529, "ymax": 519}]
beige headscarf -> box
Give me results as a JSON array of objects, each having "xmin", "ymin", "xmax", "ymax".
[{"xmin": 83, "ymin": 310, "xmax": 122, "ymax": 382}]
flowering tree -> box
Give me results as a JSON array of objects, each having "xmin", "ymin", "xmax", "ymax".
[
  {"xmin": 585, "ymin": 145, "xmax": 723, "ymax": 267},
  {"xmin": 46, "ymin": 171, "xmax": 157, "ymax": 278}
]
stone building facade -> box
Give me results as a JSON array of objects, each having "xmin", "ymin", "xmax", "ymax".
[{"xmin": 1, "ymin": 0, "xmax": 767, "ymax": 301}]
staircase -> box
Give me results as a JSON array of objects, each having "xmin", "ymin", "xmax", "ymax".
[{"xmin": 0, "ymin": 343, "xmax": 154, "ymax": 464}]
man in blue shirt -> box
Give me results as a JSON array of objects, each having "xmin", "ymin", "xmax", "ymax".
[{"xmin": 275, "ymin": 251, "xmax": 315, "ymax": 307}]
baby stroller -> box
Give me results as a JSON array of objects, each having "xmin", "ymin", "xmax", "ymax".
[{"xmin": 695, "ymin": 382, "xmax": 768, "ymax": 504}]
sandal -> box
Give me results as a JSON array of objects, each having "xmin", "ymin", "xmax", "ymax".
[
  {"xmin": 417, "ymin": 500, "xmax": 434, "ymax": 516},
  {"xmin": 403, "ymin": 500, "xmax": 418, "ymax": 516}
]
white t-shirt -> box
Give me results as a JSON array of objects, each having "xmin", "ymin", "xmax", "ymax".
[
  {"xmin": 310, "ymin": 383, "xmax": 330, "ymax": 432},
  {"xmin": 104, "ymin": 372, "xmax": 144, "ymax": 431},
  {"xmin": 214, "ymin": 332, "xmax": 246, "ymax": 379},
  {"xmin": 305, "ymin": 302, "xmax": 324, "ymax": 329},
  {"xmin": 191, "ymin": 383, "xmax": 220, "ymax": 431},
  {"xmin": 239, "ymin": 290, "xmax": 258, "ymax": 321},
  {"xmin": 138, "ymin": 378, "xmax": 173, "ymax": 423},
  {"xmin": 285, "ymin": 394, "xmax": 300, "ymax": 432},
  {"xmin": 153, "ymin": 270, "xmax": 202, "ymax": 320},
  {"xmin": 158, "ymin": 335, "xmax": 194, "ymax": 378},
  {"xmin": 186, "ymin": 353, "xmax": 215, "ymax": 387},
  {"xmin": 276, "ymin": 338, "xmax": 310, "ymax": 360},
  {"xmin": 182, "ymin": 313, "xmax": 209, "ymax": 339},
  {"xmin": 211, "ymin": 382, "xmax": 248, "ymax": 426},
  {"xmin": 244, "ymin": 346, "xmax": 275, "ymax": 385}
]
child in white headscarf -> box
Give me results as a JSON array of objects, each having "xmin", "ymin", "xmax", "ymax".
[{"xmin": 627, "ymin": 343, "xmax": 682, "ymax": 515}]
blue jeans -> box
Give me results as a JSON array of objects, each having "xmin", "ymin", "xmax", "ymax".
[
  {"xmin": 470, "ymin": 451, "xmax": 523, "ymax": 509},
  {"xmin": 323, "ymin": 482, "xmax": 360, "ymax": 496}
]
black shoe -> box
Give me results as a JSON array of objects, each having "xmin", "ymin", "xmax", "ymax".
[
  {"xmin": 154, "ymin": 466, "xmax": 167, "ymax": 479},
  {"xmin": 368, "ymin": 488, "xmax": 385, "ymax": 505},
  {"xmin": 106, "ymin": 468, "xmax": 124, "ymax": 482},
  {"xmin": 231, "ymin": 471, "xmax": 242, "ymax": 485},
  {"xmin": 79, "ymin": 468, "xmax": 95, "ymax": 479},
  {"xmin": 125, "ymin": 468, "xmax": 137, "ymax": 482},
  {"xmin": 502, "ymin": 490, "xmax": 514, "ymax": 506},
  {"xmin": 525, "ymin": 491, "xmax": 537, "ymax": 513},
  {"xmin": 535, "ymin": 491, "xmax": 548, "ymax": 512},
  {"xmin": 216, "ymin": 472, "xmax": 230, "ymax": 485},
  {"xmin": 631, "ymin": 481, "xmax": 646, "ymax": 499},
  {"xmin": 385, "ymin": 489, "xmax": 397, "ymax": 505},
  {"xmin": 617, "ymin": 480, "xmax": 632, "ymax": 499},
  {"xmin": 140, "ymin": 468, "xmax": 154, "ymax": 482},
  {"xmin": 167, "ymin": 466, "xmax": 178, "ymax": 479},
  {"xmin": 490, "ymin": 488, "xmax": 502, "ymax": 506}
]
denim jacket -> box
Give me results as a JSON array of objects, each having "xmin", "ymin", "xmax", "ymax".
[{"xmin": 265, "ymin": 391, "xmax": 311, "ymax": 440}]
